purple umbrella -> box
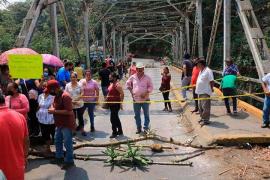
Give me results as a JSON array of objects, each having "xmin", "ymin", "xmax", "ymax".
[{"xmin": 42, "ymin": 54, "xmax": 63, "ymax": 67}]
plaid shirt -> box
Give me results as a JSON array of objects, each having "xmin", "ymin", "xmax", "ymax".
[{"xmin": 223, "ymin": 64, "xmax": 239, "ymax": 76}]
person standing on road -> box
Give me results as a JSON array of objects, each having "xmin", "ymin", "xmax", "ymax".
[
  {"xmin": 74, "ymin": 61, "xmax": 84, "ymax": 81},
  {"xmin": 190, "ymin": 58, "xmax": 200, "ymax": 113},
  {"xmin": 126, "ymin": 62, "xmax": 153, "ymax": 134},
  {"xmin": 56, "ymin": 62, "xmax": 73, "ymax": 89},
  {"xmin": 195, "ymin": 59, "xmax": 214, "ymax": 126},
  {"xmin": 160, "ymin": 67, "xmax": 172, "ymax": 112},
  {"xmin": 36, "ymin": 82, "xmax": 55, "ymax": 154},
  {"xmin": 181, "ymin": 53, "xmax": 193, "ymax": 102},
  {"xmin": 80, "ymin": 70, "xmax": 99, "ymax": 132},
  {"xmin": 223, "ymin": 58, "xmax": 240, "ymax": 76},
  {"xmin": 261, "ymin": 73, "xmax": 270, "ymax": 128},
  {"xmin": 47, "ymin": 80, "xmax": 76, "ymax": 170},
  {"xmin": 221, "ymin": 74, "xmax": 238, "ymax": 115},
  {"xmin": 106, "ymin": 72, "xmax": 124, "ymax": 138},
  {"xmin": 99, "ymin": 62, "xmax": 111, "ymax": 97},
  {"xmin": 5, "ymin": 82, "xmax": 29, "ymax": 119},
  {"xmin": 0, "ymin": 92, "xmax": 29, "ymax": 180},
  {"xmin": 65, "ymin": 72, "xmax": 86, "ymax": 136}
]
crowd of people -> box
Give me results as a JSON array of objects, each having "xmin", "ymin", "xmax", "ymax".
[{"xmin": 2, "ymin": 52, "xmax": 270, "ymax": 179}]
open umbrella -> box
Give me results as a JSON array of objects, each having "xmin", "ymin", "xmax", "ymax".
[
  {"xmin": 42, "ymin": 54, "xmax": 63, "ymax": 67},
  {"xmin": 0, "ymin": 48, "xmax": 38, "ymax": 65}
]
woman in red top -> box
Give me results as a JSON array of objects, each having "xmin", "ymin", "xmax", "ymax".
[
  {"xmin": 190, "ymin": 58, "xmax": 200, "ymax": 113},
  {"xmin": 160, "ymin": 67, "xmax": 172, "ymax": 112},
  {"xmin": 106, "ymin": 72, "xmax": 124, "ymax": 138}
]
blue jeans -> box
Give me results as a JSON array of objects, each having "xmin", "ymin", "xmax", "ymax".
[
  {"xmin": 263, "ymin": 96, "xmax": 270, "ymax": 125},
  {"xmin": 55, "ymin": 127, "xmax": 74, "ymax": 163},
  {"xmin": 101, "ymin": 86, "xmax": 109, "ymax": 97},
  {"xmin": 133, "ymin": 103, "xmax": 150, "ymax": 130},
  {"xmin": 83, "ymin": 103, "xmax": 96, "ymax": 128}
]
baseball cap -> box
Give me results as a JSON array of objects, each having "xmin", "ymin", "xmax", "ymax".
[{"xmin": 44, "ymin": 80, "xmax": 60, "ymax": 93}]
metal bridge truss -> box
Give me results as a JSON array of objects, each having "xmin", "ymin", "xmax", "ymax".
[{"xmin": 14, "ymin": 0, "xmax": 270, "ymax": 80}]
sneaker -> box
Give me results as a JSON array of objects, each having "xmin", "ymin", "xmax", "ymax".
[
  {"xmin": 90, "ymin": 127, "xmax": 95, "ymax": 132},
  {"xmin": 117, "ymin": 131, "xmax": 123, "ymax": 136},
  {"xmin": 61, "ymin": 162, "xmax": 75, "ymax": 170},
  {"xmin": 50, "ymin": 158, "xmax": 64, "ymax": 165},
  {"xmin": 163, "ymin": 108, "xmax": 168, "ymax": 111},
  {"xmin": 199, "ymin": 120, "xmax": 210, "ymax": 127},
  {"xmin": 191, "ymin": 109, "xmax": 198, "ymax": 113},
  {"xmin": 81, "ymin": 131, "xmax": 87, "ymax": 137},
  {"xmin": 136, "ymin": 129, "xmax": 142, "ymax": 134},
  {"xmin": 168, "ymin": 108, "xmax": 173, "ymax": 112},
  {"xmin": 109, "ymin": 134, "xmax": 117, "ymax": 138},
  {"xmin": 233, "ymin": 111, "xmax": 238, "ymax": 116},
  {"xmin": 261, "ymin": 124, "xmax": 269, "ymax": 128}
]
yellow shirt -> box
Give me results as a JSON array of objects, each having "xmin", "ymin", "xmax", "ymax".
[{"xmin": 74, "ymin": 67, "xmax": 84, "ymax": 79}]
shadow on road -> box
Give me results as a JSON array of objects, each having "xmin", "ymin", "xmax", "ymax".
[{"xmin": 64, "ymin": 166, "xmax": 89, "ymax": 180}]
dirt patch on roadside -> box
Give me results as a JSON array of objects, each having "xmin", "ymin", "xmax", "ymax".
[{"xmin": 206, "ymin": 146, "xmax": 270, "ymax": 179}]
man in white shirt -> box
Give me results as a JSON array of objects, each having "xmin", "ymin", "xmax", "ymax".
[
  {"xmin": 195, "ymin": 59, "xmax": 214, "ymax": 126},
  {"xmin": 261, "ymin": 73, "xmax": 270, "ymax": 128}
]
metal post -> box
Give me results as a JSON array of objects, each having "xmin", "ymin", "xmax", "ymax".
[
  {"xmin": 124, "ymin": 35, "xmax": 128, "ymax": 61},
  {"xmin": 120, "ymin": 32, "xmax": 123, "ymax": 60},
  {"xmin": 171, "ymin": 34, "xmax": 176, "ymax": 64},
  {"xmin": 224, "ymin": 0, "xmax": 231, "ymax": 70},
  {"xmin": 185, "ymin": 18, "xmax": 190, "ymax": 54},
  {"xmin": 196, "ymin": 0, "xmax": 203, "ymax": 58},
  {"xmin": 179, "ymin": 26, "xmax": 183, "ymax": 64},
  {"xmin": 50, "ymin": 3, "xmax": 60, "ymax": 57},
  {"xmin": 102, "ymin": 21, "xmax": 106, "ymax": 60},
  {"xmin": 175, "ymin": 31, "xmax": 179, "ymax": 61},
  {"xmin": 112, "ymin": 28, "xmax": 116, "ymax": 62},
  {"xmin": 84, "ymin": 6, "xmax": 90, "ymax": 68}
]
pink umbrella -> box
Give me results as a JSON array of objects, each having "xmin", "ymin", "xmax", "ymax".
[
  {"xmin": 0, "ymin": 48, "xmax": 38, "ymax": 64},
  {"xmin": 42, "ymin": 54, "xmax": 64, "ymax": 67}
]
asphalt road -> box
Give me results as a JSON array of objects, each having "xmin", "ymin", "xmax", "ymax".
[{"xmin": 25, "ymin": 59, "xmax": 230, "ymax": 180}]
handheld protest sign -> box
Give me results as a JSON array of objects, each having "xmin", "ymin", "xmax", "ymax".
[{"xmin": 8, "ymin": 54, "xmax": 43, "ymax": 79}]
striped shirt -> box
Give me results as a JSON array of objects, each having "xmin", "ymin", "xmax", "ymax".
[{"xmin": 36, "ymin": 94, "xmax": 54, "ymax": 124}]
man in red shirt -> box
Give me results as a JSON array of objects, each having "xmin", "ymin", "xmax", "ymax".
[
  {"xmin": 47, "ymin": 80, "xmax": 76, "ymax": 170},
  {"xmin": 0, "ymin": 93, "xmax": 29, "ymax": 180}
]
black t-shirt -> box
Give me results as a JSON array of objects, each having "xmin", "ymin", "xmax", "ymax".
[
  {"xmin": 182, "ymin": 59, "xmax": 193, "ymax": 78},
  {"xmin": 99, "ymin": 68, "xmax": 111, "ymax": 87}
]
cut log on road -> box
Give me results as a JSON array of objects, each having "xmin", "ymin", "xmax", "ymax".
[{"xmin": 73, "ymin": 135, "xmax": 222, "ymax": 150}]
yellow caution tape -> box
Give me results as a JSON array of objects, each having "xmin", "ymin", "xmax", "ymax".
[{"xmin": 75, "ymin": 92, "xmax": 266, "ymax": 104}]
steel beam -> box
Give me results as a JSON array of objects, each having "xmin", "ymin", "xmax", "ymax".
[
  {"xmin": 196, "ymin": 0, "xmax": 203, "ymax": 58},
  {"xmin": 50, "ymin": 3, "xmax": 59, "ymax": 57},
  {"xmin": 102, "ymin": 21, "xmax": 106, "ymax": 58},
  {"xmin": 224, "ymin": 0, "xmax": 231, "ymax": 70},
  {"xmin": 185, "ymin": 17, "xmax": 190, "ymax": 54},
  {"xmin": 84, "ymin": 5, "xmax": 90, "ymax": 68}
]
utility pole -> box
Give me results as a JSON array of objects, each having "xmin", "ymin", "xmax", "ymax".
[
  {"xmin": 83, "ymin": 3, "xmax": 90, "ymax": 68},
  {"xmin": 50, "ymin": 2, "xmax": 60, "ymax": 57},
  {"xmin": 224, "ymin": 0, "xmax": 231, "ymax": 70},
  {"xmin": 196, "ymin": 0, "xmax": 203, "ymax": 58},
  {"xmin": 102, "ymin": 21, "xmax": 106, "ymax": 59}
]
